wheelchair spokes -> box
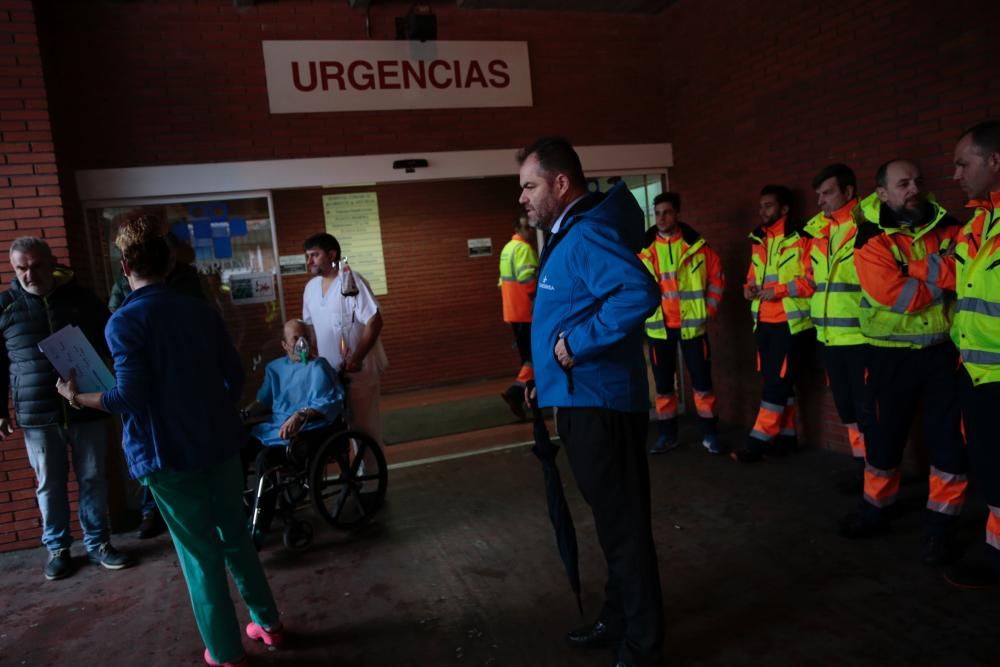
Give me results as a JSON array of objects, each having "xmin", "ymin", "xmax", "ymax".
[{"xmin": 310, "ymin": 430, "xmax": 388, "ymax": 530}]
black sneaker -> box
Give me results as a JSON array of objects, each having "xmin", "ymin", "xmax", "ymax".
[
  {"xmin": 137, "ymin": 510, "xmax": 166, "ymax": 539},
  {"xmin": 44, "ymin": 548, "xmax": 72, "ymax": 581},
  {"xmin": 87, "ymin": 543, "xmax": 135, "ymax": 570},
  {"xmin": 944, "ymin": 562, "xmax": 1000, "ymax": 589}
]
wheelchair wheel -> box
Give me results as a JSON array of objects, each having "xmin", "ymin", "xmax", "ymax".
[{"xmin": 309, "ymin": 430, "xmax": 388, "ymax": 530}]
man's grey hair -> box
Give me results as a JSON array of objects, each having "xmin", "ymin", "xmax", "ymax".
[{"xmin": 9, "ymin": 236, "xmax": 53, "ymax": 258}]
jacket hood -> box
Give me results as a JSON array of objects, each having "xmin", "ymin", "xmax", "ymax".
[
  {"xmin": 857, "ymin": 191, "xmax": 947, "ymax": 229},
  {"xmin": 566, "ymin": 182, "xmax": 647, "ymax": 253}
]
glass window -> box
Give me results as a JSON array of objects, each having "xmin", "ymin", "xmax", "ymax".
[{"xmin": 82, "ymin": 195, "xmax": 285, "ymax": 404}]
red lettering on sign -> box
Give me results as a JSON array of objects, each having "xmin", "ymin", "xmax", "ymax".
[
  {"xmin": 348, "ymin": 60, "xmax": 375, "ymax": 90},
  {"xmin": 487, "ymin": 60, "xmax": 510, "ymax": 88},
  {"xmin": 319, "ymin": 61, "xmax": 345, "ymax": 91},
  {"xmin": 402, "ymin": 60, "xmax": 426, "ymax": 89},
  {"xmin": 428, "ymin": 60, "xmax": 452, "ymax": 88},
  {"xmin": 377, "ymin": 60, "xmax": 401, "ymax": 89},
  {"xmin": 464, "ymin": 60, "xmax": 487, "ymax": 88},
  {"xmin": 291, "ymin": 61, "xmax": 318, "ymax": 92}
]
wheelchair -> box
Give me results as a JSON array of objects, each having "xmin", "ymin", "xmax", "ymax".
[{"xmin": 242, "ymin": 418, "xmax": 388, "ymax": 551}]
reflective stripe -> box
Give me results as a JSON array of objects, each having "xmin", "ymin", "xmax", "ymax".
[
  {"xmin": 662, "ymin": 290, "xmax": 679, "ymax": 300},
  {"xmin": 749, "ymin": 429, "xmax": 770, "ymax": 442},
  {"xmin": 646, "ymin": 320, "xmax": 666, "ymax": 330},
  {"xmin": 956, "ymin": 297, "xmax": 1000, "ymax": 318},
  {"xmin": 929, "ymin": 466, "xmax": 968, "ymax": 484},
  {"xmin": 764, "ymin": 274, "xmax": 779, "ymax": 283},
  {"xmin": 962, "ymin": 348, "xmax": 1000, "ymax": 364},
  {"xmin": 788, "ymin": 281, "xmax": 798, "ymax": 297},
  {"xmin": 705, "ymin": 297, "xmax": 720, "ymax": 309},
  {"xmin": 814, "ymin": 316, "xmax": 860, "ymax": 327},
  {"xmin": 865, "ymin": 463, "xmax": 895, "ymax": 479},
  {"xmin": 681, "ymin": 318, "xmax": 707, "ymax": 328},
  {"xmin": 891, "ymin": 278, "xmax": 919, "ymax": 314},
  {"xmin": 927, "ymin": 500, "xmax": 963, "ymax": 515},
  {"xmin": 926, "ymin": 252, "xmax": 941, "ymax": 286},
  {"xmin": 816, "ymin": 282, "xmax": 861, "ymax": 293},
  {"xmin": 707, "ymin": 285, "xmax": 724, "ymax": 296},
  {"xmin": 678, "ymin": 290, "xmax": 704, "ymax": 299},
  {"xmin": 869, "ymin": 331, "xmax": 949, "ymax": 346},
  {"xmin": 659, "ymin": 271, "xmax": 677, "ymax": 282},
  {"xmin": 760, "ymin": 400, "xmax": 784, "ymax": 412},
  {"xmin": 785, "ymin": 309, "xmax": 810, "ymax": 320}
]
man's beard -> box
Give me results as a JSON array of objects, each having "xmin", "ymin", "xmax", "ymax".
[{"xmin": 893, "ymin": 200, "xmax": 927, "ymax": 226}]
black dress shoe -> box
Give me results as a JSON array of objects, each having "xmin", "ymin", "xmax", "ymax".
[{"xmin": 565, "ymin": 620, "xmax": 623, "ymax": 650}]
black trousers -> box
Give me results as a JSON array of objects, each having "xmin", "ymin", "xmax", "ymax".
[
  {"xmin": 557, "ymin": 407, "xmax": 664, "ymax": 666},
  {"xmin": 862, "ymin": 343, "xmax": 967, "ymax": 533},
  {"xmin": 959, "ymin": 367, "xmax": 1000, "ymax": 562},
  {"xmin": 820, "ymin": 343, "xmax": 870, "ymax": 427},
  {"xmin": 511, "ymin": 322, "xmax": 532, "ymax": 365},
  {"xmin": 648, "ymin": 331, "xmax": 717, "ymax": 438}
]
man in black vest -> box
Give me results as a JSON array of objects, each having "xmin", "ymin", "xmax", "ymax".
[{"xmin": 0, "ymin": 237, "xmax": 133, "ymax": 580}]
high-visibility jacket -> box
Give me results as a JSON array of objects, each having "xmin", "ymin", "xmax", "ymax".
[
  {"xmin": 745, "ymin": 217, "xmax": 814, "ymax": 333},
  {"xmin": 853, "ymin": 193, "xmax": 962, "ymax": 349},
  {"xmin": 945, "ymin": 191, "xmax": 1000, "ymax": 385},
  {"xmin": 638, "ymin": 222, "xmax": 725, "ymax": 340},
  {"xmin": 803, "ymin": 198, "xmax": 867, "ymax": 346},
  {"xmin": 498, "ymin": 235, "xmax": 538, "ymax": 323}
]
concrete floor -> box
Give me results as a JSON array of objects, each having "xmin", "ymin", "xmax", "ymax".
[{"xmin": 1, "ymin": 421, "xmax": 998, "ymax": 667}]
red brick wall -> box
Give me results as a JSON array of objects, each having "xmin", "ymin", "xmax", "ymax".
[
  {"xmin": 657, "ymin": 0, "xmax": 1000, "ymax": 452},
  {"xmin": 0, "ymin": 0, "xmax": 70, "ymax": 551},
  {"xmin": 273, "ymin": 177, "xmax": 525, "ymax": 392},
  {"xmin": 35, "ymin": 1, "xmax": 669, "ymax": 169}
]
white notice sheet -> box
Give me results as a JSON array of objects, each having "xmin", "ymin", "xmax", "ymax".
[{"xmin": 37, "ymin": 325, "xmax": 115, "ymax": 393}]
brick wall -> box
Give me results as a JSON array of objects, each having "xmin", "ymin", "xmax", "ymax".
[
  {"xmin": 0, "ymin": 0, "xmax": 69, "ymax": 551},
  {"xmin": 273, "ymin": 177, "xmax": 525, "ymax": 392},
  {"xmin": 656, "ymin": 0, "xmax": 1000, "ymax": 452}
]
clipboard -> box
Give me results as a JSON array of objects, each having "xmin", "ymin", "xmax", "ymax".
[{"xmin": 37, "ymin": 325, "xmax": 115, "ymax": 393}]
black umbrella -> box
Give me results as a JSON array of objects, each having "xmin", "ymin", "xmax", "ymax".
[{"xmin": 529, "ymin": 387, "xmax": 583, "ymax": 616}]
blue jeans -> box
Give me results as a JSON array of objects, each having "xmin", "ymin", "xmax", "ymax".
[{"xmin": 23, "ymin": 420, "xmax": 111, "ymax": 552}]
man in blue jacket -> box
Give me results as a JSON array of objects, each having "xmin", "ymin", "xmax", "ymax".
[{"xmin": 518, "ymin": 137, "xmax": 663, "ymax": 667}]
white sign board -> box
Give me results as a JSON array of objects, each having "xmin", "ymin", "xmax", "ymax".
[
  {"xmin": 323, "ymin": 192, "xmax": 388, "ymax": 295},
  {"xmin": 38, "ymin": 325, "xmax": 115, "ymax": 393},
  {"xmin": 467, "ymin": 238, "xmax": 492, "ymax": 257},
  {"xmin": 263, "ymin": 40, "xmax": 532, "ymax": 114},
  {"xmin": 230, "ymin": 272, "xmax": 277, "ymax": 305}
]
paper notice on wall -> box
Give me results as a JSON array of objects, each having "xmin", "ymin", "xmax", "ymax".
[
  {"xmin": 322, "ymin": 192, "xmax": 388, "ymax": 295},
  {"xmin": 38, "ymin": 325, "xmax": 115, "ymax": 393},
  {"xmin": 279, "ymin": 254, "xmax": 308, "ymax": 275},
  {"xmin": 230, "ymin": 272, "xmax": 277, "ymax": 304}
]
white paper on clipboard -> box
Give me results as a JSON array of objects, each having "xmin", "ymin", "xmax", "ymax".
[{"xmin": 37, "ymin": 325, "xmax": 115, "ymax": 393}]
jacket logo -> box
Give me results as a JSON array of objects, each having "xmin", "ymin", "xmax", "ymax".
[{"xmin": 539, "ymin": 274, "xmax": 555, "ymax": 291}]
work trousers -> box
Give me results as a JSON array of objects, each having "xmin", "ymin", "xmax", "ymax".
[
  {"xmin": 958, "ymin": 367, "xmax": 1000, "ymax": 564},
  {"xmin": 820, "ymin": 343, "xmax": 870, "ymax": 459},
  {"xmin": 557, "ymin": 407, "xmax": 664, "ymax": 666},
  {"xmin": 145, "ymin": 455, "xmax": 280, "ymax": 664},
  {"xmin": 861, "ymin": 343, "xmax": 967, "ymax": 535},
  {"xmin": 647, "ymin": 331, "xmax": 717, "ymax": 441},
  {"xmin": 749, "ymin": 322, "xmax": 813, "ymax": 446},
  {"xmin": 511, "ymin": 322, "xmax": 534, "ymax": 385}
]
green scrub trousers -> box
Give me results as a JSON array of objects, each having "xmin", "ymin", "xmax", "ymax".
[{"xmin": 145, "ymin": 455, "xmax": 280, "ymax": 663}]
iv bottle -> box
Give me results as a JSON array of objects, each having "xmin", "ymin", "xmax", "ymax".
[
  {"xmin": 293, "ymin": 336, "xmax": 309, "ymax": 364},
  {"xmin": 340, "ymin": 257, "xmax": 359, "ymax": 297}
]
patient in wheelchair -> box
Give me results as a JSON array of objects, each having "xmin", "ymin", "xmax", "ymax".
[
  {"xmin": 241, "ymin": 320, "xmax": 346, "ymax": 547},
  {"xmin": 245, "ymin": 319, "xmax": 345, "ymax": 446}
]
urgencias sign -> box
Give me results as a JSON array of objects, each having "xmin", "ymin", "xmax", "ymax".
[{"xmin": 262, "ymin": 40, "xmax": 532, "ymax": 113}]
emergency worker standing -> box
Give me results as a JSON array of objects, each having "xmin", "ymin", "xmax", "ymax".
[
  {"xmin": 638, "ymin": 192, "xmax": 725, "ymax": 454},
  {"xmin": 498, "ymin": 215, "xmax": 538, "ymax": 420},
  {"xmin": 734, "ymin": 185, "xmax": 815, "ymax": 463},
  {"xmin": 941, "ymin": 121, "xmax": 1000, "ymax": 587},
  {"xmin": 842, "ymin": 159, "xmax": 967, "ymax": 567},
  {"xmin": 802, "ymin": 164, "xmax": 870, "ymax": 487}
]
